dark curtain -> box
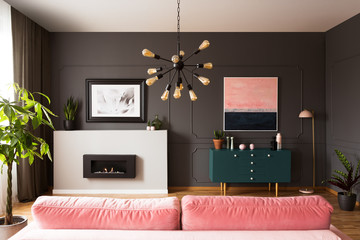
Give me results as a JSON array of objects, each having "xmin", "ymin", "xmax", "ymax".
[{"xmin": 11, "ymin": 7, "xmax": 52, "ymax": 202}]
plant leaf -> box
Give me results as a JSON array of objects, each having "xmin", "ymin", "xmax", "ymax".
[
  {"xmin": 335, "ymin": 149, "xmax": 351, "ymax": 172},
  {"xmin": 354, "ymin": 159, "xmax": 360, "ymax": 180},
  {"xmin": 33, "ymin": 92, "xmax": 51, "ymax": 104},
  {"xmin": 32, "ymin": 116, "xmax": 40, "ymax": 129},
  {"xmin": 40, "ymin": 143, "xmax": 49, "ymax": 156},
  {"xmin": 4, "ymin": 104, "xmax": 12, "ymax": 122},
  {"xmin": 28, "ymin": 153, "xmax": 34, "ymax": 165},
  {"xmin": 0, "ymin": 153, "xmax": 6, "ymax": 163}
]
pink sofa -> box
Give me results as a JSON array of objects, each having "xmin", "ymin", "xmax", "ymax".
[{"xmin": 10, "ymin": 195, "xmax": 351, "ymax": 240}]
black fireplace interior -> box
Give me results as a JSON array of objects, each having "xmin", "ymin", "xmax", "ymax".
[{"xmin": 83, "ymin": 154, "xmax": 136, "ymax": 178}]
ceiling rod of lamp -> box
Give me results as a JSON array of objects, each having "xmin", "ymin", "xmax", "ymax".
[
  {"xmin": 141, "ymin": 0, "xmax": 212, "ymax": 102},
  {"xmin": 299, "ymin": 109, "xmax": 315, "ymax": 194}
]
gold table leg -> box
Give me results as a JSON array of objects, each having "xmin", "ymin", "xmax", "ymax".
[
  {"xmin": 268, "ymin": 183, "xmax": 271, "ymax": 192},
  {"xmin": 223, "ymin": 182, "xmax": 227, "ymax": 196},
  {"xmin": 220, "ymin": 182, "xmax": 223, "ymax": 192},
  {"xmin": 275, "ymin": 183, "xmax": 279, "ymax": 197}
]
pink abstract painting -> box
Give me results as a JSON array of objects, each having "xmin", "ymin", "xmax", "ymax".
[{"xmin": 224, "ymin": 77, "xmax": 278, "ymax": 131}]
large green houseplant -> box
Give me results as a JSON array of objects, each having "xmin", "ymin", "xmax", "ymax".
[
  {"xmin": 324, "ymin": 149, "xmax": 360, "ymax": 211},
  {"xmin": 0, "ymin": 84, "xmax": 56, "ymax": 225}
]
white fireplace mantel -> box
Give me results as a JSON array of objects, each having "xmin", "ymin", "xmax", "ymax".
[{"xmin": 53, "ymin": 130, "xmax": 167, "ymax": 194}]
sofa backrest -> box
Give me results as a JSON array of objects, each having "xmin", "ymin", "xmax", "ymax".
[
  {"xmin": 181, "ymin": 195, "xmax": 333, "ymax": 230},
  {"xmin": 32, "ymin": 196, "xmax": 180, "ymax": 230}
]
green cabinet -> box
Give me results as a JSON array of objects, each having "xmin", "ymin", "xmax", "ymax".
[{"xmin": 209, "ymin": 148, "xmax": 291, "ymax": 195}]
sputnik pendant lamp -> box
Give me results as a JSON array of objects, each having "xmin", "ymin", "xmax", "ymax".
[{"xmin": 141, "ymin": 0, "xmax": 212, "ymax": 101}]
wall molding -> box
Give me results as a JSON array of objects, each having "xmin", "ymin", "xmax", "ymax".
[
  {"xmin": 330, "ymin": 54, "xmax": 360, "ymax": 144},
  {"xmin": 191, "ymin": 147, "xmax": 212, "ymax": 183},
  {"xmin": 190, "ymin": 65, "xmax": 304, "ymax": 141}
]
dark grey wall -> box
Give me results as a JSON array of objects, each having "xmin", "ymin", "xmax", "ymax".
[
  {"xmin": 50, "ymin": 32, "xmax": 325, "ymax": 187},
  {"xmin": 326, "ymin": 14, "xmax": 360, "ymax": 199}
]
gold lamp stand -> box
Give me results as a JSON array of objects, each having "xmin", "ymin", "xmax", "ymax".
[{"xmin": 299, "ymin": 109, "xmax": 315, "ymax": 194}]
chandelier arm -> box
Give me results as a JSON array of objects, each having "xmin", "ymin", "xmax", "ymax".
[
  {"xmin": 183, "ymin": 68, "xmax": 197, "ymax": 76},
  {"xmin": 162, "ymin": 67, "xmax": 176, "ymax": 76},
  {"xmin": 158, "ymin": 57, "xmax": 173, "ymax": 63},
  {"xmin": 183, "ymin": 65, "xmax": 197, "ymax": 73},
  {"xmin": 182, "ymin": 52, "xmax": 197, "ymax": 63},
  {"xmin": 180, "ymin": 70, "xmax": 190, "ymax": 85},
  {"xmin": 169, "ymin": 70, "xmax": 179, "ymax": 85}
]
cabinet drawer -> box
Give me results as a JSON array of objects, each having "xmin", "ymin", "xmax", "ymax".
[
  {"xmin": 222, "ymin": 174, "xmax": 268, "ymax": 183},
  {"xmin": 238, "ymin": 166, "xmax": 266, "ymax": 174}
]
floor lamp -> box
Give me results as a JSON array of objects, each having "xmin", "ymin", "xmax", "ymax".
[{"xmin": 299, "ymin": 109, "xmax": 315, "ymax": 194}]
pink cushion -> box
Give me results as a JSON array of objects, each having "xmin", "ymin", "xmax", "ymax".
[
  {"xmin": 181, "ymin": 195, "xmax": 333, "ymax": 230},
  {"xmin": 32, "ymin": 196, "xmax": 180, "ymax": 230}
]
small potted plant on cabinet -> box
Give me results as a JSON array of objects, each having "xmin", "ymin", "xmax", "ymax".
[
  {"xmin": 323, "ymin": 149, "xmax": 360, "ymax": 211},
  {"xmin": 0, "ymin": 84, "xmax": 56, "ymax": 238},
  {"xmin": 213, "ymin": 130, "xmax": 225, "ymax": 150},
  {"xmin": 63, "ymin": 96, "xmax": 78, "ymax": 130}
]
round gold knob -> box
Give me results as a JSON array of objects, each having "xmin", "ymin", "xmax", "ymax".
[
  {"xmin": 251, "ymin": 154, "xmax": 254, "ymax": 157},
  {"xmin": 250, "ymin": 162, "xmax": 254, "ymax": 165},
  {"xmin": 234, "ymin": 154, "xmax": 237, "ymax": 157},
  {"xmin": 250, "ymin": 177, "xmax": 254, "ymax": 180},
  {"xmin": 250, "ymin": 169, "xmax": 254, "ymax": 173},
  {"xmin": 267, "ymin": 154, "xmax": 271, "ymax": 157}
]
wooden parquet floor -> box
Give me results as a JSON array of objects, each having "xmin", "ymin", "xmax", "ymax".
[{"xmin": 9, "ymin": 189, "xmax": 360, "ymax": 240}]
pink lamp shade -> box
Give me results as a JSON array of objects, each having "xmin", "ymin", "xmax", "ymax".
[{"xmin": 299, "ymin": 109, "xmax": 313, "ymax": 118}]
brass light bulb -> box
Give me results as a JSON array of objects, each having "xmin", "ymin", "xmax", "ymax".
[
  {"xmin": 146, "ymin": 76, "xmax": 158, "ymax": 86},
  {"xmin": 147, "ymin": 67, "xmax": 162, "ymax": 75},
  {"xmin": 203, "ymin": 62, "xmax": 213, "ymax": 69},
  {"xmin": 172, "ymin": 55, "xmax": 180, "ymax": 63},
  {"xmin": 146, "ymin": 74, "xmax": 163, "ymax": 86},
  {"xmin": 194, "ymin": 74, "xmax": 210, "ymax": 86},
  {"xmin": 189, "ymin": 89, "xmax": 197, "ymax": 101},
  {"xmin": 161, "ymin": 84, "xmax": 171, "ymax": 101},
  {"xmin": 187, "ymin": 84, "xmax": 197, "ymax": 101},
  {"xmin": 177, "ymin": 77, "xmax": 184, "ymax": 91},
  {"xmin": 147, "ymin": 68, "xmax": 157, "ymax": 75},
  {"xmin": 173, "ymin": 86, "xmax": 181, "ymax": 99},
  {"xmin": 161, "ymin": 90, "xmax": 170, "ymax": 101},
  {"xmin": 142, "ymin": 49, "xmax": 155, "ymax": 58},
  {"xmin": 198, "ymin": 40, "xmax": 210, "ymax": 51}
]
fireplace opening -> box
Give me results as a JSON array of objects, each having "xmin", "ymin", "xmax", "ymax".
[{"xmin": 83, "ymin": 154, "xmax": 136, "ymax": 178}]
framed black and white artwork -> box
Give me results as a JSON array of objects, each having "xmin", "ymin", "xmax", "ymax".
[{"xmin": 86, "ymin": 79, "xmax": 145, "ymax": 122}]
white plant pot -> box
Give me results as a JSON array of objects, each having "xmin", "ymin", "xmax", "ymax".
[{"xmin": 0, "ymin": 216, "xmax": 28, "ymax": 239}]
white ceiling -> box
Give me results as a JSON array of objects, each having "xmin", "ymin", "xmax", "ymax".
[{"xmin": 4, "ymin": 0, "xmax": 360, "ymax": 32}]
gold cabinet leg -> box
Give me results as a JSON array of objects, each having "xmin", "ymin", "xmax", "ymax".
[
  {"xmin": 275, "ymin": 183, "xmax": 279, "ymax": 197},
  {"xmin": 220, "ymin": 182, "xmax": 223, "ymax": 192},
  {"xmin": 268, "ymin": 183, "xmax": 271, "ymax": 192},
  {"xmin": 223, "ymin": 183, "xmax": 227, "ymax": 196}
]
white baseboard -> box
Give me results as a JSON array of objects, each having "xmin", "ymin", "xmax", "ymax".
[{"xmin": 52, "ymin": 189, "xmax": 168, "ymax": 195}]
